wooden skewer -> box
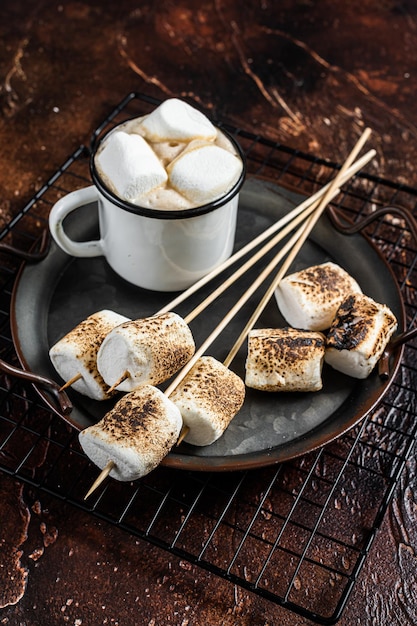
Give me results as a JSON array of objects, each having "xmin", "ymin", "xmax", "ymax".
[
  {"xmin": 184, "ymin": 148, "xmax": 376, "ymax": 324},
  {"xmin": 107, "ymin": 370, "xmax": 130, "ymax": 394},
  {"xmin": 224, "ymin": 127, "xmax": 373, "ymax": 367},
  {"xmin": 176, "ymin": 425, "xmax": 190, "ymax": 445},
  {"xmin": 60, "ymin": 369, "xmax": 131, "ymax": 395},
  {"xmin": 59, "ymin": 372, "xmax": 83, "ymax": 391},
  {"xmin": 65, "ymin": 188, "xmax": 327, "ymax": 400},
  {"xmin": 183, "ymin": 195, "xmax": 326, "ymax": 324},
  {"xmin": 84, "ymin": 459, "xmax": 115, "ymax": 500},
  {"xmin": 165, "ymin": 225, "xmax": 309, "ymax": 399},
  {"xmin": 85, "ymin": 220, "xmax": 307, "ymax": 468},
  {"xmin": 173, "ymin": 225, "xmax": 309, "ymax": 446},
  {"xmin": 85, "ymin": 130, "xmax": 373, "ymax": 492},
  {"xmin": 176, "ymin": 127, "xmax": 373, "ymax": 444}
]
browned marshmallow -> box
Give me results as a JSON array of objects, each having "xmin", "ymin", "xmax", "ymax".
[
  {"xmin": 169, "ymin": 356, "xmax": 245, "ymax": 446},
  {"xmin": 275, "ymin": 262, "xmax": 362, "ymax": 331},
  {"xmin": 245, "ymin": 327, "xmax": 326, "ymax": 392},
  {"xmin": 78, "ymin": 385, "xmax": 182, "ymax": 481},
  {"xmin": 325, "ymin": 293, "xmax": 398, "ymax": 379},
  {"xmin": 97, "ymin": 312, "xmax": 195, "ymax": 392},
  {"xmin": 49, "ymin": 309, "xmax": 130, "ymax": 400}
]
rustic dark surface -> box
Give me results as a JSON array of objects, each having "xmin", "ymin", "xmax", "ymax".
[{"xmin": 1, "ymin": 1, "xmax": 417, "ymax": 624}]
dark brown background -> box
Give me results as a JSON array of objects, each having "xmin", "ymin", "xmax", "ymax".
[{"xmin": 1, "ymin": 1, "xmax": 417, "ymax": 624}]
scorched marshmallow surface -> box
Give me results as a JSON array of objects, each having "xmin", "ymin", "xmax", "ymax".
[
  {"xmin": 325, "ymin": 293, "xmax": 398, "ymax": 379},
  {"xmin": 275, "ymin": 261, "xmax": 362, "ymax": 331},
  {"xmin": 245, "ymin": 327, "xmax": 326, "ymax": 392},
  {"xmin": 97, "ymin": 312, "xmax": 195, "ymax": 392},
  {"xmin": 78, "ymin": 385, "xmax": 182, "ymax": 481},
  {"xmin": 49, "ymin": 309, "xmax": 130, "ymax": 400}
]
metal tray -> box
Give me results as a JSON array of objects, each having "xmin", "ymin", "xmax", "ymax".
[{"xmin": 10, "ymin": 176, "xmax": 405, "ymax": 471}]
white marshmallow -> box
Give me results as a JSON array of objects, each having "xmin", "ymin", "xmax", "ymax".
[
  {"xmin": 96, "ymin": 131, "xmax": 167, "ymax": 201},
  {"xmin": 49, "ymin": 310, "xmax": 130, "ymax": 400},
  {"xmin": 138, "ymin": 98, "xmax": 217, "ymax": 142},
  {"xmin": 169, "ymin": 356, "xmax": 245, "ymax": 446},
  {"xmin": 167, "ymin": 140, "xmax": 243, "ymax": 204},
  {"xmin": 78, "ymin": 385, "xmax": 182, "ymax": 481}
]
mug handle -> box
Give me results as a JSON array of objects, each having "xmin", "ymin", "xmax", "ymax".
[{"xmin": 48, "ymin": 185, "xmax": 104, "ymax": 257}]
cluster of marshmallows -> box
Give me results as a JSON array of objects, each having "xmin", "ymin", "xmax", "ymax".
[{"xmin": 95, "ymin": 98, "xmax": 243, "ymax": 208}]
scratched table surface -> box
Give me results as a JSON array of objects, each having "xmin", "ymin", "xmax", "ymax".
[{"xmin": 1, "ymin": 1, "xmax": 417, "ymax": 625}]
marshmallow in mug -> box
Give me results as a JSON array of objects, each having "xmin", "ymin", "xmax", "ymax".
[
  {"xmin": 96, "ymin": 132, "xmax": 167, "ymax": 202},
  {"xmin": 95, "ymin": 98, "xmax": 243, "ymax": 209},
  {"xmin": 167, "ymin": 140, "xmax": 243, "ymax": 205},
  {"xmin": 139, "ymin": 97, "xmax": 218, "ymax": 143}
]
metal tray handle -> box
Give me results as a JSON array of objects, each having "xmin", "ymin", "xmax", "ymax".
[
  {"xmin": 0, "ymin": 229, "xmax": 72, "ymax": 413},
  {"xmin": 0, "ymin": 229, "xmax": 50, "ymax": 262},
  {"xmin": 0, "ymin": 357, "xmax": 73, "ymax": 415}
]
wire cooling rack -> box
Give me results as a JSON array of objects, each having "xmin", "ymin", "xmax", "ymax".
[{"xmin": 1, "ymin": 92, "xmax": 417, "ymax": 624}]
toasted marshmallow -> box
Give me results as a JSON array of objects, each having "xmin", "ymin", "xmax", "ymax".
[
  {"xmin": 275, "ymin": 262, "xmax": 362, "ymax": 331},
  {"xmin": 325, "ymin": 293, "xmax": 398, "ymax": 379},
  {"xmin": 96, "ymin": 131, "xmax": 167, "ymax": 201},
  {"xmin": 78, "ymin": 385, "xmax": 182, "ymax": 481},
  {"xmin": 170, "ymin": 356, "xmax": 245, "ymax": 446},
  {"xmin": 245, "ymin": 327, "xmax": 325, "ymax": 392},
  {"xmin": 49, "ymin": 309, "xmax": 130, "ymax": 400},
  {"xmin": 138, "ymin": 98, "xmax": 217, "ymax": 142},
  {"xmin": 167, "ymin": 140, "xmax": 242, "ymax": 205},
  {"xmin": 97, "ymin": 312, "xmax": 195, "ymax": 392}
]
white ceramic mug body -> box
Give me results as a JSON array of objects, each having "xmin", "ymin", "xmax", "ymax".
[
  {"xmin": 48, "ymin": 126, "xmax": 245, "ymax": 291},
  {"xmin": 97, "ymin": 188, "xmax": 239, "ymax": 290}
]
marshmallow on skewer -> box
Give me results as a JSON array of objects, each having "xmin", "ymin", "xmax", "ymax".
[
  {"xmin": 275, "ymin": 262, "xmax": 362, "ymax": 331},
  {"xmin": 49, "ymin": 309, "xmax": 130, "ymax": 400},
  {"xmin": 245, "ymin": 327, "xmax": 326, "ymax": 392},
  {"xmin": 167, "ymin": 140, "xmax": 243, "ymax": 205},
  {"xmin": 96, "ymin": 131, "xmax": 167, "ymax": 201},
  {"xmin": 97, "ymin": 312, "xmax": 195, "ymax": 392},
  {"xmin": 78, "ymin": 385, "xmax": 182, "ymax": 482},
  {"xmin": 324, "ymin": 293, "xmax": 398, "ymax": 379},
  {"xmin": 169, "ymin": 356, "xmax": 245, "ymax": 446},
  {"xmin": 137, "ymin": 98, "xmax": 217, "ymax": 142}
]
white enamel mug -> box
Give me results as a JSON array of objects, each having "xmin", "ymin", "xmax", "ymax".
[{"xmin": 49, "ymin": 124, "xmax": 246, "ymax": 292}]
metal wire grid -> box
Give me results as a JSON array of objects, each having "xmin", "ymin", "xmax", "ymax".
[{"xmin": 1, "ymin": 92, "xmax": 417, "ymax": 624}]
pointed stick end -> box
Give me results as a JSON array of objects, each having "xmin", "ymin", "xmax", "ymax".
[
  {"xmin": 176, "ymin": 425, "xmax": 190, "ymax": 446},
  {"xmin": 107, "ymin": 371, "xmax": 130, "ymax": 394},
  {"xmin": 84, "ymin": 460, "xmax": 115, "ymax": 500},
  {"xmin": 59, "ymin": 372, "xmax": 83, "ymax": 392}
]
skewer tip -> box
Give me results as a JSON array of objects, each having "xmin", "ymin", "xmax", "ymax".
[
  {"xmin": 176, "ymin": 425, "xmax": 190, "ymax": 446},
  {"xmin": 59, "ymin": 372, "xmax": 83, "ymax": 391},
  {"xmin": 107, "ymin": 371, "xmax": 130, "ymax": 394},
  {"xmin": 84, "ymin": 460, "xmax": 115, "ymax": 500}
]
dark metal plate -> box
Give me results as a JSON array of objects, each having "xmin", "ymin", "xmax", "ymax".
[{"xmin": 10, "ymin": 177, "xmax": 405, "ymax": 470}]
